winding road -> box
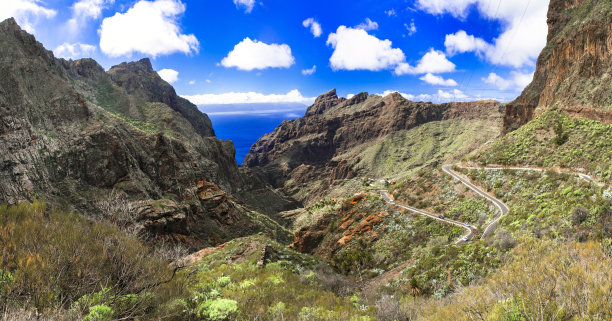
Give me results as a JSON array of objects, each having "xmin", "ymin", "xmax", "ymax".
[{"xmin": 379, "ymin": 164, "xmax": 604, "ymax": 245}]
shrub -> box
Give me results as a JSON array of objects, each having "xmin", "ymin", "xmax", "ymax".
[
  {"xmin": 195, "ymin": 298, "xmax": 238, "ymax": 320},
  {"xmin": 83, "ymin": 305, "xmax": 114, "ymax": 321},
  {"xmin": 0, "ymin": 202, "xmax": 179, "ymax": 318}
]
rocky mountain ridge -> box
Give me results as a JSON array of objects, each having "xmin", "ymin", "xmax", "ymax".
[
  {"xmin": 0, "ymin": 17, "xmax": 290, "ymax": 248},
  {"xmin": 502, "ymin": 0, "xmax": 612, "ymax": 133},
  {"xmin": 245, "ymin": 89, "xmax": 503, "ymax": 203}
]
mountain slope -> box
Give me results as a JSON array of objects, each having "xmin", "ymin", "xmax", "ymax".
[
  {"xmin": 0, "ymin": 18, "xmax": 290, "ymax": 247},
  {"xmin": 502, "ymin": 0, "xmax": 612, "ymax": 133},
  {"xmin": 244, "ymin": 90, "xmax": 503, "ymax": 204}
]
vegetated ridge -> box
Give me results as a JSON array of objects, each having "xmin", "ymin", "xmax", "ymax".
[
  {"xmin": 0, "ymin": 17, "xmax": 292, "ymax": 248},
  {"xmin": 245, "ymin": 90, "xmax": 503, "ymax": 204}
]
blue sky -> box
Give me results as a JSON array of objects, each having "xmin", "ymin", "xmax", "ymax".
[{"xmin": 2, "ymin": 0, "xmax": 550, "ymax": 116}]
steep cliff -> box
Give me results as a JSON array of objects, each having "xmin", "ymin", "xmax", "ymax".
[
  {"xmin": 245, "ymin": 89, "xmax": 503, "ymax": 203},
  {"xmin": 0, "ymin": 18, "xmax": 289, "ymax": 248},
  {"xmin": 502, "ymin": 0, "xmax": 612, "ymax": 134}
]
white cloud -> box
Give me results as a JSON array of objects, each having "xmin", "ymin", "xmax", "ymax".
[
  {"xmin": 482, "ymin": 71, "xmax": 533, "ymax": 90},
  {"xmin": 157, "ymin": 68, "xmax": 179, "ymax": 83},
  {"xmin": 416, "ymin": 0, "xmax": 475, "ymax": 18},
  {"xmin": 221, "ymin": 37, "xmax": 295, "ymax": 71},
  {"xmin": 67, "ymin": 0, "xmax": 113, "ymax": 33},
  {"xmin": 327, "ymin": 26, "xmax": 405, "ymax": 71},
  {"xmin": 355, "ymin": 18, "xmax": 378, "ymax": 31},
  {"xmin": 188, "ymin": 80, "xmax": 195, "ymax": 85},
  {"xmin": 301, "ymin": 65, "xmax": 316, "ymax": 75},
  {"xmin": 420, "ymin": 73, "xmax": 458, "ymax": 86},
  {"xmin": 394, "ymin": 48, "xmax": 455, "ymax": 75},
  {"xmin": 404, "ymin": 20, "xmax": 417, "ymax": 36},
  {"xmin": 182, "ymin": 89, "xmax": 315, "ymax": 105},
  {"xmin": 378, "ymin": 89, "xmax": 472, "ymax": 103},
  {"xmin": 445, "ymin": 30, "xmax": 488, "ymax": 56},
  {"xmin": 419, "ymin": 0, "xmax": 549, "ymax": 67},
  {"xmin": 72, "ymin": 0, "xmax": 112, "ymax": 19},
  {"xmin": 302, "ymin": 18, "xmax": 322, "ymax": 37},
  {"xmin": 99, "ymin": 0, "xmax": 199, "ymax": 58},
  {"xmin": 53, "ymin": 42, "xmax": 96, "ymax": 59},
  {"xmin": 233, "ymin": 0, "xmax": 255, "ymax": 13},
  {"xmin": 0, "ymin": 0, "xmax": 56, "ymax": 33},
  {"xmin": 205, "ymin": 79, "xmax": 211, "ymax": 83},
  {"xmin": 512, "ymin": 71, "xmax": 534, "ymax": 88},
  {"xmin": 385, "ymin": 9, "xmax": 397, "ymax": 16}
]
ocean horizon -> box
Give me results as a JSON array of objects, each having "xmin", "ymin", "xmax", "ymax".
[{"xmin": 208, "ymin": 113, "xmax": 302, "ymax": 165}]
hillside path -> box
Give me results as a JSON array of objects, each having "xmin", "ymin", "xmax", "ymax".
[{"xmin": 380, "ymin": 164, "xmax": 604, "ymax": 244}]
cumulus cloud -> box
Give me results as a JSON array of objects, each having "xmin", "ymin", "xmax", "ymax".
[
  {"xmin": 420, "ymin": 73, "xmax": 458, "ymax": 86},
  {"xmin": 0, "ymin": 0, "xmax": 56, "ymax": 33},
  {"xmin": 99, "ymin": 0, "xmax": 199, "ymax": 58},
  {"xmin": 221, "ymin": 38, "xmax": 295, "ymax": 71},
  {"xmin": 418, "ymin": 0, "xmax": 548, "ymax": 67},
  {"xmin": 385, "ymin": 9, "xmax": 397, "ymax": 16},
  {"xmin": 301, "ymin": 65, "xmax": 316, "ymax": 75},
  {"xmin": 377, "ymin": 89, "xmax": 471, "ymax": 103},
  {"xmin": 394, "ymin": 48, "xmax": 455, "ymax": 75},
  {"xmin": 188, "ymin": 80, "xmax": 195, "ymax": 85},
  {"xmin": 482, "ymin": 71, "xmax": 533, "ymax": 90},
  {"xmin": 67, "ymin": 0, "xmax": 113, "ymax": 33},
  {"xmin": 302, "ymin": 18, "xmax": 322, "ymax": 37},
  {"xmin": 445, "ymin": 30, "xmax": 489, "ymax": 56},
  {"xmin": 157, "ymin": 68, "xmax": 179, "ymax": 83},
  {"xmin": 355, "ymin": 18, "xmax": 379, "ymax": 31},
  {"xmin": 404, "ymin": 20, "xmax": 417, "ymax": 36},
  {"xmin": 233, "ymin": 0, "xmax": 255, "ymax": 13},
  {"xmin": 326, "ymin": 26, "xmax": 405, "ymax": 71},
  {"xmin": 53, "ymin": 42, "xmax": 96, "ymax": 59},
  {"xmin": 72, "ymin": 0, "xmax": 112, "ymax": 19},
  {"xmin": 182, "ymin": 89, "xmax": 315, "ymax": 105}
]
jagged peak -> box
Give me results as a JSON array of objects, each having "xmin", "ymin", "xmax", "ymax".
[
  {"xmin": 305, "ymin": 89, "xmax": 345, "ymax": 117},
  {"xmin": 109, "ymin": 57, "xmax": 154, "ymax": 74},
  {"xmin": 385, "ymin": 91, "xmax": 407, "ymax": 103},
  {"xmin": 0, "ymin": 17, "xmax": 18, "ymax": 28},
  {"xmin": 314, "ymin": 88, "xmax": 338, "ymax": 102},
  {"xmin": 0, "ymin": 17, "xmax": 56, "ymax": 63},
  {"xmin": 137, "ymin": 57, "xmax": 153, "ymax": 70},
  {"xmin": 346, "ymin": 92, "xmax": 369, "ymax": 105}
]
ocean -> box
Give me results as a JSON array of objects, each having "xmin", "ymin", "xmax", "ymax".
[{"xmin": 208, "ymin": 114, "xmax": 301, "ymax": 165}]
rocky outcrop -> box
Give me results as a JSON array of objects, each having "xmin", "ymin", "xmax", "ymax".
[
  {"xmin": 0, "ymin": 18, "xmax": 289, "ymax": 246},
  {"xmin": 108, "ymin": 58, "xmax": 215, "ymax": 137},
  {"xmin": 245, "ymin": 90, "xmax": 502, "ymax": 203},
  {"xmin": 502, "ymin": 0, "xmax": 612, "ymax": 134},
  {"xmin": 290, "ymin": 194, "xmax": 385, "ymax": 256}
]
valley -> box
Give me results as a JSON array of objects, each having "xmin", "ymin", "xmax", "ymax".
[{"xmin": 1, "ymin": 0, "xmax": 611, "ymax": 319}]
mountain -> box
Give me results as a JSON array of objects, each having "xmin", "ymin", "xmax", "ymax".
[
  {"xmin": 0, "ymin": 18, "xmax": 291, "ymax": 248},
  {"xmin": 244, "ymin": 89, "xmax": 503, "ymax": 203},
  {"xmin": 502, "ymin": 0, "xmax": 612, "ymax": 134}
]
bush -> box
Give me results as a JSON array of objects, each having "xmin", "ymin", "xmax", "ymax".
[
  {"xmin": 83, "ymin": 305, "xmax": 114, "ymax": 321},
  {"xmin": 0, "ymin": 202, "xmax": 179, "ymax": 318},
  {"xmin": 196, "ymin": 298, "xmax": 238, "ymax": 320}
]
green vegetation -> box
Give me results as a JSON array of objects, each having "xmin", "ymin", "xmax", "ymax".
[
  {"xmin": 389, "ymin": 169, "xmax": 497, "ymax": 231},
  {"xmin": 390, "ymin": 240, "xmax": 501, "ymax": 298},
  {"xmin": 476, "ymin": 108, "xmax": 612, "ymax": 182},
  {"xmin": 460, "ymin": 168, "xmax": 611, "ymax": 241},
  {"xmin": 409, "ymin": 239, "xmax": 612, "ymax": 320},
  {"xmin": 0, "ymin": 202, "xmax": 176, "ymax": 319},
  {"xmin": 0, "ymin": 203, "xmax": 373, "ymax": 320},
  {"xmin": 355, "ymin": 118, "xmax": 500, "ymax": 179}
]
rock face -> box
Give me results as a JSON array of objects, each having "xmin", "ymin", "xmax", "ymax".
[
  {"xmin": 0, "ymin": 18, "xmax": 289, "ymax": 247},
  {"xmin": 108, "ymin": 58, "xmax": 215, "ymax": 137},
  {"xmin": 502, "ymin": 0, "xmax": 612, "ymax": 134},
  {"xmin": 244, "ymin": 89, "xmax": 502, "ymax": 203}
]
